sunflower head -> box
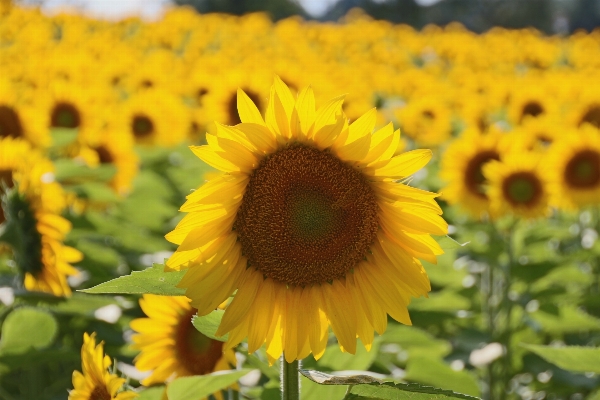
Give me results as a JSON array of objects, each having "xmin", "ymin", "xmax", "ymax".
[
  {"xmin": 130, "ymin": 295, "xmax": 236, "ymax": 387},
  {"xmin": 546, "ymin": 126, "xmax": 600, "ymax": 210},
  {"xmin": 69, "ymin": 332, "xmax": 138, "ymax": 400},
  {"xmin": 166, "ymin": 77, "xmax": 446, "ymax": 363}
]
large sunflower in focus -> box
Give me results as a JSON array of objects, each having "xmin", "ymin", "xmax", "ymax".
[
  {"xmin": 130, "ymin": 295, "xmax": 236, "ymax": 388},
  {"xmin": 166, "ymin": 77, "xmax": 447, "ymax": 363},
  {"xmin": 69, "ymin": 332, "xmax": 138, "ymax": 400},
  {"xmin": 0, "ymin": 142, "xmax": 81, "ymax": 296},
  {"xmin": 546, "ymin": 125, "xmax": 600, "ymax": 210},
  {"xmin": 440, "ymin": 130, "xmax": 508, "ymax": 218}
]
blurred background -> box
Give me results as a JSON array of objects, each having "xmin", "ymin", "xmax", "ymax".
[{"xmin": 18, "ymin": 0, "xmax": 600, "ymax": 33}]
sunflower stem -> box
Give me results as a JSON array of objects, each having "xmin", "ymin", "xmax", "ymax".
[{"xmin": 281, "ymin": 356, "xmax": 300, "ymax": 400}]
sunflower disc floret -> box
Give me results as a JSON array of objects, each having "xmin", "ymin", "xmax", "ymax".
[{"xmin": 165, "ymin": 77, "xmax": 447, "ymax": 363}]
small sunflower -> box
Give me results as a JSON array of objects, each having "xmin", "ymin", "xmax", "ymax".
[
  {"xmin": 395, "ymin": 95, "xmax": 453, "ymax": 146},
  {"xmin": 507, "ymin": 116, "xmax": 561, "ymax": 153},
  {"xmin": 69, "ymin": 332, "xmax": 138, "ymax": 400},
  {"xmin": 483, "ymin": 151, "xmax": 551, "ymax": 219},
  {"xmin": 506, "ymin": 80, "xmax": 557, "ymax": 126},
  {"xmin": 440, "ymin": 130, "xmax": 508, "ymax": 218},
  {"xmin": 546, "ymin": 125, "xmax": 600, "ymax": 210},
  {"xmin": 0, "ymin": 148, "xmax": 81, "ymax": 297},
  {"xmin": 115, "ymin": 90, "xmax": 190, "ymax": 146},
  {"xmin": 130, "ymin": 295, "xmax": 236, "ymax": 389},
  {"xmin": 165, "ymin": 77, "xmax": 446, "ymax": 363},
  {"xmin": 0, "ymin": 85, "xmax": 49, "ymax": 147}
]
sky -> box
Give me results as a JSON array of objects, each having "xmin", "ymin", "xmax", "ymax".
[{"xmin": 31, "ymin": 0, "xmax": 442, "ymax": 20}]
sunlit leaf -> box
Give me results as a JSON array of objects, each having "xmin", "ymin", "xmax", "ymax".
[
  {"xmin": 80, "ymin": 263, "xmax": 185, "ymax": 295},
  {"xmin": 192, "ymin": 310, "xmax": 228, "ymax": 342},
  {"xmin": 167, "ymin": 369, "xmax": 252, "ymax": 400}
]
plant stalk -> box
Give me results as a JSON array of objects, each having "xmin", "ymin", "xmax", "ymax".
[{"xmin": 281, "ymin": 356, "xmax": 300, "ymax": 400}]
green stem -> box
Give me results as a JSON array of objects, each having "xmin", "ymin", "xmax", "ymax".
[{"xmin": 281, "ymin": 356, "xmax": 300, "ymax": 400}]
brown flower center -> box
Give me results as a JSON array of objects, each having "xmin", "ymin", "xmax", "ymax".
[
  {"xmin": 89, "ymin": 384, "xmax": 111, "ymax": 400},
  {"xmin": 174, "ymin": 309, "xmax": 224, "ymax": 376},
  {"xmin": 228, "ymin": 89, "xmax": 261, "ymax": 125},
  {"xmin": 464, "ymin": 150, "xmax": 500, "ymax": 199},
  {"xmin": 94, "ymin": 146, "xmax": 114, "ymax": 164},
  {"xmin": 0, "ymin": 105, "xmax": 23, "ymax": 138},
  {"xmin": 502, "ymin": 171, "xmax": 543, "ymax": 207},
  {"xmin": 51, "ymin": 102, "xmax": 80, "ymax": 129},
  {"xmin": 520, "ymin": 101, "xmax": 544, "ymax": 122},
  {"xmin": 579, "ymin": 105, "xmax": 600, "ymax": 128},
  {"xmin": 564, "ymin": 149, "xmax": 600, "ymax": 189},
  {"xmin": 235, "ymin": 144, "xmax": 379, "ymax": 286},
  {"xmin": 131, "ymin": 115, "xmax": 154, "ymax": 139}
]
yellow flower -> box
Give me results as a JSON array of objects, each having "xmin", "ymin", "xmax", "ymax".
[
  {"xmin": 0, "ymin": 140, "xmax": 81, "ymax": 296},
  {"xmin": 395, "ymin": 95, "xmax": 453, "ymax": 146},
  {"xmin": 165, "ymin": 77, "xmax": 447, "ymax": 364},
  {"xmin": 440, "ymin": 130, "xmax": 508, "ymax": 218},
  {"xmin": 546, "ymin": 125, "xmax": 600, "ymax": 210},
  {"xmin": 130, "ymin": 295, "xmax": 236, "ymax": 389},
  {"xmin": 483, "ymin": 151, "xmax": 551, "ymax": 219},
  {"xmin": 69, "ymin": 333, "xmax": 138, "ymax": 400},
  {"xmin": 114, "ymin": 89, "xmax": 190, "ymax": 147}
]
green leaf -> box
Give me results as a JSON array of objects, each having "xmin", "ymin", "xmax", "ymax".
[
  {"xmin": 54, "ymin": 158, "xmax": 117, "ymax": 183},
  {"xmin": 408, "ymin": 291, "xmax": 471, "ymax": 312},
  {"xmin": 66, "ymin": 182, "xmax": 119, "ymax": 203},
  {"xmin": 50, "ymin": 128, "xmax": 78, "ymax": 148},
  {"xmin": 380, "ymin": 324, "xmax": 451, "ymax": 359},
  {"xmin": 436, "ymin": 236, "xmax": 469, "ymax": 251},
  {"xmin": 0, "ymin": 307, "xmax": 58, "ymax": 353},
  {"xmin": 137, "ymin": 386, "xmax": 167, "ymax": 400},
  {"xmin": 299, "ymin": 370, "xmax": 480, "ymax": 399},
  {"xmin": 530, "ymin": 306, "xmax": 600, "ymax": 333},
  {"xmin": 404, "ymin": 356, "xmax": 480, "ymax": 396},
  {"xmin": 167, "ymin": 369, "xmax": 252, "ymax": 400},
  {"xmin": 522, "ymin": 344, "xmax": 600, "ymax": 374},
  {"xmin": 318, "ymin": 338, "xmax": 381, "ymax": 371},
  {"xmin": 80, "ymin": 263, "xmax": 185, "ymax": 295},
  {"xmin": 192, "ymin": 310, "xmax": 228, "ymax": 342},
  {"xmin": 348, "ymin": 383, "xmax": 481, "ymax": 400}
]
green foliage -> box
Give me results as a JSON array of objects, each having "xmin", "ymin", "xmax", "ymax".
[
  {"xmin": 192, "ymin": 309, "xmax": 228, "ymax": 341},
  {"xmin": 80, "ymin": 263, "xmax": 185, "ymax": 295},
  {"xmin": 522, "ymin": 344, "xmax": 600, "ymax": 374},
  {"xmin": 299, "ymin": 370, "xmax": 480, "ymax": 399},
  {"xmin": 0, "ymin": 307, "xmax": 58, "ymax": 353},
  {"xmin": 167, "ymin": 369, "xmax": 252, "ymax": 400}
]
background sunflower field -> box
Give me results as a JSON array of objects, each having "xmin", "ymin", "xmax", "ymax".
[{"xmin": 1, "ymin": 1, "xmax": 600, "ymax": 399}]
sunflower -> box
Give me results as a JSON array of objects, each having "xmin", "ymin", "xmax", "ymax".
[
  {"xmin": 506, "ymin": 79, "xmax": 558, "ymax": 126},
  {"xmin": 130, "ymin": 295, "xmax": 236, "ymax": 389},
  {"xmin": 0, "ymin": 145, "xmax": 81, "ymax": 296},
  {"xmin": 440, "ymin": 129, "xmax": 509, "ymax": 218},
  {"xmin": 165, "ymin": 77, "xmax": 447, "ymax": 363},
  {"xmin": 483, "ymin": 151, "xmax": 551, "ymax": 219},
  {"xmin": 546, "ymin": 125, "xmax": 600, "ymax": 210},
  {"xmin": 72, "ymin": 126, "xmax": 139, "ymax": 196},
  {"xmin": 395, "ymin": 95, "xmax": 453, "ymax": 146},
  {"xmin": 507, "ymin": 116, "xmax": 561, "ymax": 153},
  {"xmin": 114, "ymin": 89, "xmax": 190, "ymax": 147},
  {"xmin": 69, "ymin": 332, "xmax": 138, "ymax": 400},
  {"xmin": 0, "ymin": 85, "xmax": 50, "ymax": 147}
]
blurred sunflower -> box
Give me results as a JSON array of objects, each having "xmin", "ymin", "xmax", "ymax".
[
  {"xmin": 546, "ymin": 125, "xmax": 600, "ymax": 210},
  {"xmin": 440, "ymin": 130, "xmax": 508, "ymax": 218},
  {"xmin": 484, "ymin": 151, "xmax": 550, "ymax": 219},
  {"xmin": 69, "ymin": 332, "xmax": 138, "ymax": 400},
  {"xmin": 115, "ymin": 90, "xmax": 189, "ymax": 146},
  {"xmin": 0, "ymin": 147, "xmax": 81, "ymax": 296},
  {"xmin": 507, "ymin": 116, "xmax": 561, "ymax": 152},
  {"xmin": 395, "ymin": 95, "xmax": 453, "ymax": 146},
  {"xmin": 166, "ymin": 77, "xmax": 446, "ymax": 363},
  {"xmin": 130, "ymin": 295, "xmax": 236, "ymax": 389},
  {"xmin": 0, "ymin": 86, "xmax": 49, "ymax": 147},
  {"xmin": 73, "ymin": 127, "xmax": 139, "ymax": 196},
  {"xmin": 506, "ymin": 80, "xmax": 557, "ymax": 125}
]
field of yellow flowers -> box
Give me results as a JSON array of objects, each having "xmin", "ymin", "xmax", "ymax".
[{"xmin": 1, "ymin": 4, "xmax": 600, "ymax": 400}]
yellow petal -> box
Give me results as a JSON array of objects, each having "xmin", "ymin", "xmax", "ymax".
[
  {"xmin": 365, "ymin": 149, "xmax": 432, "ymax": 179},
  {"xmin": 296, "ymin": 85, "xmax": 316, "ymax": 136},
  {"xmin": 237, "ymin": 88, "xmax": 265, "ymax": 126},
  {"xmin": 217, "ymin": 270, "xmax": 262, "ymax": 335},
  {"xmin": 322, "ymin": 281, "xmax": 357, "ymax": 354},
  {"xmin": 190, "ymin": 145, "xmax": 241, "ymax": 173}
]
